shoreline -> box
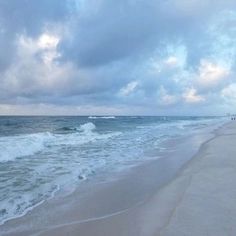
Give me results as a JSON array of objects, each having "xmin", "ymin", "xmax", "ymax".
[{"xmin": 0, "ymin": 121, "xmax": 230, "ymax": 236}]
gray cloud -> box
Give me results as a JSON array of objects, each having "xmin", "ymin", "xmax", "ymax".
[
  {"xmin": 60, "ymin": 0, "xmax": 236, "ymax": 68},
  {"xmin": 0, "ymin": 0, "xmax": 70, "ymax": 70},
  {"xmin": 0, "ymin": 0, "xmax": 236, "ymax": 115},
  {"xmin": 0, "ymin": 0, "xmax": 69, "ymax": 34}
]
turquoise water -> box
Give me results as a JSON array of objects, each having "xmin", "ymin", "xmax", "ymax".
[{"xmin": 0, "ymin": 116, "xmax": 226, "ymax": 224}]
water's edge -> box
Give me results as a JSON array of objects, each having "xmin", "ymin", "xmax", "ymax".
[{"xmin": 0, "ymin": 120, "xmax": 228, "ymax": 235}]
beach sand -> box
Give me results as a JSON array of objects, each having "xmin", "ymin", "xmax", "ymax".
[{"xmin": 1, "ymin": 121, "xmax": 236, "ymax": 236}]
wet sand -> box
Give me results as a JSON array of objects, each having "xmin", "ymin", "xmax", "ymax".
[{"xmin": 1, "ymin": 121, "xmax": 235, "ymax": 236}]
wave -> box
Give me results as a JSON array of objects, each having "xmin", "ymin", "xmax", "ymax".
[
  {"xmin": 55, "ymin": 127, "xmax": 77, "ymax": 132},
  {"xmin": 136, "ymin": 119, "xmax": 206, "ymax": 132},
  {"xmin": 0, "ymin": 184, "xmax": 60, "ymax": 226},
  {"xmin": 55, "ymin": 122, "xmax": 121, "ymax": 146},
  {"xmin": 0, "ymin": 122, "xmax": 121, "ymax": 163},
  {"xmin": 79, "ymin": 122, "xmax": 96, "ymax": 133},
  {"xmin": 55, "ymin": 123, "xmax": 96, "ymax": 134},
  {"xmin": 0, "ymin": 117, "xmax": 226, "ymax": 225},
  {"xmin": 88, "ymin": 116, "xmax": 116, "ymax": 119},
  {"xmin": 0, "ymin": 132, "xmax": 53, "ymax": 162}
]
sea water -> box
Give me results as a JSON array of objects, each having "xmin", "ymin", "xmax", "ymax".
[{"xmin": 0, "ymin": 116, "xmax": 227, "ymax": 224}]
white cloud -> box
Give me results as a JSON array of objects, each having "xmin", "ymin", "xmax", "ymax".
[
  {"xmin": 1, "ymin": 33, "xmax": 88, "ymax": 97},
  {"xmin": 164, "ymin": 56, "xmax": 179, "ymax": 67},
  {"xmin": 197, "ymin": 59, "xmax": 230, "ymax": 88},
  {"xmin": 158, "ymin": 86, "xmax": 177, "ymax": 105},
  {"xmin": 221, "ymin": 83, "xmax": 236, "ymax": 100},
  {"xmin": 1, "ymin": 1, "xmax": 236, "ymax": 115},
  {"xmin": 18, "ymin": 33, "xmax": 61, "ymax": 65},
  {"xmin": 148, "ymin": 45, "xmax": 187, "ymax": 74},
  {"xmin": 37, "ymin": 33, "xmax": 59, "ymax": 49},
  {"xmin": 119, "ymin": 81, "xmax": 139, "ymax": 96},
  {"xmin": 183, "ymin": 88, "xmax": 205, "ymax": 103}
]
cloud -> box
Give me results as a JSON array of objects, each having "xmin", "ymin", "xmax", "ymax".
[
  {"xmin": 1, "ymin": 0, "xmax": 236, "ymax": 115},
  {"xmin": 197, "ymin": 60, "xmax": 230, "ymax": 88},
  {"xmin": 164, "ymin": 56, "xmax": 179, "ymax": 67},
  {"xmin": 0, "ymin": 32, "xmax": 105, "ymax": 102},
  {"xmin": 158, "ymin": 86, "xmax": 178, "ymax": 106},
  {"xmin": 0, "ymin": 0, "xmax": 70, "ymax": 71},
  {"xmin": 183, "ymin": 88, "xmax": 205, "ymax": 103},
  {"xmin": 221, "ymin": 83, "xmax": 236, "ymax": 101},
  {"xmin": 60, "ymin": 0, "xmax": 165, "ymax": 67},
  {"xmin": 119, "ymin": 81, "xmax": 139, "ymax": 96}
]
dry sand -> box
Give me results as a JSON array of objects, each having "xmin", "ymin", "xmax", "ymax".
[{"xmin": 1, "ymin": 121, "xmax": 236, "ymax": 236}]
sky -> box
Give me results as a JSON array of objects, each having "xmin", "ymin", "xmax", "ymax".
[{"xmin": 0, "ymin": 0, "xmax": 236, "ymax": 115}]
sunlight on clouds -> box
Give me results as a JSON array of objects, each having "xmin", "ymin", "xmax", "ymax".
[
  {"xmin": 148, "ymin": 45, "xmax": 187, "ymax": 77},
  {"xmin": 148, "ymin": 55, "xmax": 178, "ymax": 75},
  {"xmin": 183, "ymin": 88, "xmax": 205, "ymax": 103},
  {"xmin": 164, "ymin": 56, "xmax": 178, "ymax": 67},
  {"xmin": 38, "ymin": 34, "xmax": 60, "ymax": 64},
  {"xmin": 1, "ymin": 32, "xmax": 82, "ymax": 96},
  {"xmin": 38, "ymin": 34, "xmax": 59, "ymax": 49},
  {"xmin": 1, "ymin": 0, "xmax": 236, "ymax": 115},
  {"xmin": 198, "ymin": 60, "xmax": 230, "ymax": 88},
  {"xmin": 18, "ymin": 33, "xmax": 61, "ymax": 65}
]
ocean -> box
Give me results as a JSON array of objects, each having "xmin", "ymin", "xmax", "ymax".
[{"xmin": 0, "ymin": 116, "xmax": 227, "ymax": 224}]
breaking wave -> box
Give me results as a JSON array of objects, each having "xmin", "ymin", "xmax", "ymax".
[
  {"xmin": 0, "ymin": 122, "xmax": 121, "ymax": 163},
  {"xmin": 0, "ymin": 132, "xmax": 53, "ymax": 162}
]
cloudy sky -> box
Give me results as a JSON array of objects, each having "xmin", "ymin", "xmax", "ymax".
[{"xmin": 0, "ymin": 0, "xmax": 236, "ymax": 115}]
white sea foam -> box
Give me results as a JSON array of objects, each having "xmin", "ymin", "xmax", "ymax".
[
  {"xmin": 0, "ymin": 184, "xmax": 60, "ymax": 226},
  {"xmin": 0, "ymin": 117, "xmax": 227, "ymax": 225},
  {"xmin": 0, "ymin": 122, "xmax": 121, "ymax": 163},
  {"xmin": 88, "ymin": 116, "xmax": 116, "ymax": 119},
  {"xmin": 0, "ymin": 132, "xmax": 53, "ymax": 162},
  {"xmin": 79, "ymin": 122, "xmax": 96, "ymax": 132}
]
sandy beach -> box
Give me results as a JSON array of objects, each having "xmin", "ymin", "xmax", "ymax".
[
  {"xmin": 1, "ymin": 0, "xmax": 235, "ymax": 235},
  {"xmin": 1, "ymin": 121, "xmax": 235, "ymax": 236}
]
